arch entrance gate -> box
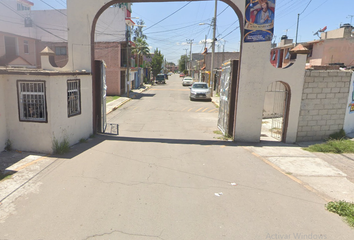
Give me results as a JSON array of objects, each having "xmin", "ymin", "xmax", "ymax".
[{"xmin": 41, "ymin": 0, "xmax": 308, "ymax": 143}]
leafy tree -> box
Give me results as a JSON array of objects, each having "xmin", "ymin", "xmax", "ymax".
[
  {"xmin": 151, "ymin": 48, "xmax": 164, "ymax": 78},
  {"xmin": 133, "ymin": 19, "xmax": 147, "ymax": 41},
  {"xmin": 131, "ymin": 37, "xmax": 150, "ymax": 67},
  {"xmin": 178, "ymin": 55, "xmax": 189, "ymax": 72}
]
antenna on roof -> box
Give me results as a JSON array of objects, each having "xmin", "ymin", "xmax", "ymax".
[
  {"xmin": 313, "ymin": 26, "xmax": 327, "ymax": 38},
  {"xmin": 284, "ymin": 29, "xmax": 289, "ymax": 36}
]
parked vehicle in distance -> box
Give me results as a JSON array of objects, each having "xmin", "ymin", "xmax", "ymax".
[
  {"xmin": 167, "ymin": 72, "xmax": 173, "ymax": 76},
  {"xmin": 189, "ymin": 82, "xmax": 211, "ymax": 101},
  {"xmin": 182, "ymin": 77, "xmax": 194, "ymax": 86},
  {"xmin": 179, "ymin": 73, "xmax": 185, "ymax": 77},
  {"xmin": 155, "ymin": 74, "xmax": 166, "ymax": 84}
]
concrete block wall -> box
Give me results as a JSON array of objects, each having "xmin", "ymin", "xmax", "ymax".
[{"xmin": 297, "ymin": 70, "xmax": 352, "ymax": 141}]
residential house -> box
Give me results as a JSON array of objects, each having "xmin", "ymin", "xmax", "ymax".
[
  {"xmin": 0, "ymin": 0, "xmax": 133, "ymax": 95},
  {"xmin": 271, "ymin": 24, "xmax": 354, "ymax": 69},
  {"xmin": 194, "ymin": 51, "xmax": 240, "ymax": 91},
  {"xmin": 270, "ymin": 35, "xmax": 295, "ymax": 68}
]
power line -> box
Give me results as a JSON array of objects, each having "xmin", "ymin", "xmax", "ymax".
[
  {"xmin": 0, "ymin": 1, "xmax": 67, "ymax": 41},
  {"xmin": 300, "ymin": 0, "xmax": 313, "ymax": 15},
  {"xmin": 295, "ymin": 0, "xmax": 314, "ymax": 44},
  {"xmin": 217, "ymin": 6, "xmax": 229, "ymax": 16},
  {"xmin": 144, "ymin": 1, "xmax": 192, "ymax": 31},
  {"xmin": 54, "ymin": 0, "xmax": 66, "ymax": 8},
  {"xmin": 217, "ymin": 19, "xmax": 239, "ymax": 38},
  {"xmin": 145, "ymin": 23, "xmax": 202, "ymax": 34},
  {"xmin": 220, "ymin": 26, "xmax": 240, "ymax": 40},
  {"xmin": 39, "ymin": 0, "xmax": 67, "ymax": 16},
  {"xmin": 285, "ymin": 0, "xmax": 329, "ymax": 36}
]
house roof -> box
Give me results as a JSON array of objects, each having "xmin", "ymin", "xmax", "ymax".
[
  {"xmin": 41, "ymin": 46, "xmax": 55, "ymax": 56},
  {"xmin": 290, "ymin": 44, "xmax": 311, "ymax": 54},
  {"xmin": 19, "ymin": 0, "xmax": 34, "ymax": 6},
  {"xmin": 8, "ymin": 56, "xmax": 32, "ymax": 66}
]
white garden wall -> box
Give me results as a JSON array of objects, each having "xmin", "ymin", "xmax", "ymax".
[
  {"xmin": 0, "ymin": 76, "xmax": 8, "ymax": 152},
  {"xmin": 2, "ymin": 72, "xmax": 92, "ymax": 153}
]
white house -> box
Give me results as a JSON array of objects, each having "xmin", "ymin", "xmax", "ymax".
[{"xmin": 0, "ymin": 0, "xmax": 131, "ymax": 152}]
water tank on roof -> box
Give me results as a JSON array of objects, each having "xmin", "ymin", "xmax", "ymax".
[
  {"xmin": 341, "ymin": 23, "xmax": 353, "ymax": 28},
  {"xmin": 281, "ymin": 35, "xmax": 288, "ymax": 40}
]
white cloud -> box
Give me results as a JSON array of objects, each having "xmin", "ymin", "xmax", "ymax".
[{"xmin": 199, "ymin": 39, "xmax": 213, "ymax": 45}]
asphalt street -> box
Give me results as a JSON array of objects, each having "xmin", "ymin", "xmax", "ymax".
[{"xmin": 0, "ymin": 74, "xmax": 353, "ymax": 239}]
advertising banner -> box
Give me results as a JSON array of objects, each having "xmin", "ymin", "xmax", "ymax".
[{"xmin": 244, "ymin": 0, "xmax": 276, "ymax": 43}]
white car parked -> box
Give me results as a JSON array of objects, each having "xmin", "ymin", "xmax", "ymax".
[
  {"xmin": 189, "ymin": 82, "xmax": 211, "ymax": 101},
  {"xmin": 182, "ymin": 77, "xmax": 194, "ymax": 86}
]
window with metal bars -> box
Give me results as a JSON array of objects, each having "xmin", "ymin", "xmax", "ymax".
[
  {"xmin": 17, "ymin": 81, "xmax": 47, "ymax": 122},
  {"xmin": 67, "ymin": 79, "xmax": 81, "ymax": 117}
]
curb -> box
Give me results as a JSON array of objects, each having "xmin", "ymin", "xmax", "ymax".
[
  {"xmin": 211, "ymin": 99, "xmax": 220, "ymax": 108},
  {"xmin": 106, "ymin": 98, "xmax": 131, "ymax": 115},
  {"xmin": 106, "ymin": 85, "xmax": 152, "ymax": 115}
]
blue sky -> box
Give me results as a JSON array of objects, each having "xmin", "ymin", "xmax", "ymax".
[{"xmin": 32, "ymin": 0, "xmax": 354, "ymax": 64}]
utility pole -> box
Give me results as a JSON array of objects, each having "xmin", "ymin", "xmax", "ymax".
[
  {"xmin": 295, "ymin": 13, "xmax": 300, "ymax": 45},
  {"xmin": 348, "ymin": 15, "xmax": 354, "ymax": 25},
  {"xmin": 186, "ymin": 39, "xmax": 193, "ymax": 77},
  {"xmin": 222, "ymin": 41, "xmax": 225, "ymax": 64},
  {"xmin": 183, "ymin": 48, "xmax": 188, "ymax": 73},
  {"xmin": 126, "ymin": 26, "xmax": 131, "ymax": 97},
  {"xmin": 210, "ymin": 0, "xmax": 217, "ymax": 97},
  {"xmin": 202, "ymin": 35, "xmax": 207, "ymax": 83}
]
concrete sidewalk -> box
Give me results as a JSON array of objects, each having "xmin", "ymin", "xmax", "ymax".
[
  {"xmin": 106, "ymin": 84, "xmax": 152, "ymax": 114},
  {"xmin": 211, "ymin": 93, "xmax": 354, "ymax": 202},
  {"xmin": 246, "ymin": 144, "xmax": 354, "ymax": 202}
]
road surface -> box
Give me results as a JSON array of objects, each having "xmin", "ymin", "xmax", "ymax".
[{"xmin": 0, "ymin": 74, "xmax": 353, "ymax": 239}]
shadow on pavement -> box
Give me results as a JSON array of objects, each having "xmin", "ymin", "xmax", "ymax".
[
  {"xmin": 131, "ymin": 92, "xmax": 155, "ymax": 100},
  {"xmin": 55, "ymin": 134, "xmax": 302, "ymax": 160},
  {"xmin": 0, "ymin": 151, "xmax": 44, "ymax": 174}
]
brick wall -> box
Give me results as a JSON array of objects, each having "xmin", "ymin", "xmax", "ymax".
[
  {"xmin": 296, "ymin": 70, "xmax": 352, "ymax": 141},
  {"xmin": 95, "ymin": 42, "xmax": 123, "ymax": 96}
]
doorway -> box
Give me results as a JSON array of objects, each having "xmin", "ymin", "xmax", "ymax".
[{"xmin": 262, "ymin": 81, "xmax": 289, "ymax": 141}]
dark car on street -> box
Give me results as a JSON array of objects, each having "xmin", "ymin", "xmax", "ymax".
[{"xmin": 155, "ymin": 74, "xmax": 166, "ymax": 84}]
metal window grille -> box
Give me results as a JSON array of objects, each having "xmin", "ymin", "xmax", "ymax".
[
  {"xmin": 18, "ymin": 81, "xmax": 46, "ymax": 122},
  {"xmin": 67, "ymin": 80, "xmax": 81, "ymax": 117}
]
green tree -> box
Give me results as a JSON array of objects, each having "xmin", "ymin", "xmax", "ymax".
[
  {"xmin": 151, "ymin": 48, "xmax": 164, "ymax": 78},
  {"xmin": 178, "ymin": 55, "xmax": 188, "ymax": 72},
  {"xmin": 131, "ymin": 37, "xmax": 150, "ymax": 67},
  {"xmin": 133, "ymin": 19, "xmax": 147, "ymax": 41}
]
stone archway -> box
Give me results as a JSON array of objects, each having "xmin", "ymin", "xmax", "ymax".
[
  {"xmin": 47, "ymin": 0, "xmax": 307, "ymax": 143},
  {"xmin": 87, "ymin": 0, "xmax": 244, "ymax": 133}
]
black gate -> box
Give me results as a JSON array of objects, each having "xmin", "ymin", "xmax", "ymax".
[{"xmin": 94, "ymin": 60, "xmax": 107, "ymax": 133}]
